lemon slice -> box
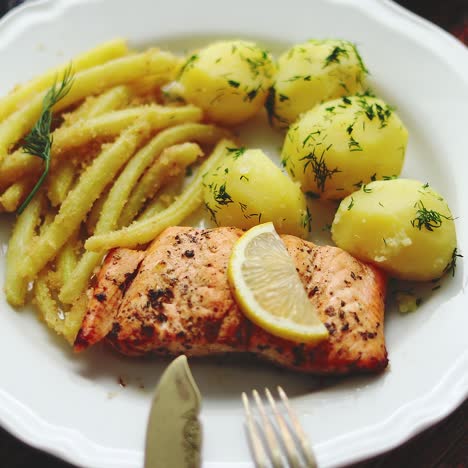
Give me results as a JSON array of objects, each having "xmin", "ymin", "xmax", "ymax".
[{"xmin": 228, "ymin": 222, "xmax": 329, "ymax": 343}]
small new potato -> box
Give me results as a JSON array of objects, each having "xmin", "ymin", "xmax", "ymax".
[
  {"xmin": 282, "ymin": 94, "xmax": 408, "ymax": 199},
  {"xmin": 178, "ymin": 40, "xmax": 276, "ymax": 126},
  {"xmin": 331, "ymin": 179, "xmax": 457, "ymax": 281},
  {"xmin": 268, "ymin": 39, "xmax": 368, "ymax": 127},
  {"xmin": 203, "ymin": 148, "xmax": 310, "ymax": 237}
]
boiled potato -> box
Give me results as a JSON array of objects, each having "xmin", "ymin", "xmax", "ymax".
[
  {"xmin": 267, "ymin": 39, "xmax": 367, "ymax": 127},
  {"xmin": 203, "ymin": 148, "xmax": 309, "ymax": 237},
  {"xmin": 281, "ymin": 94, "xmax": 408, "ymax": 199},
  {"xmin": 331, "ymin": 179, "xmax": 457, "ymax": 281},
  {"xmin": 178, "ymin": 40, "xmax": 276, "ymax": 126}
]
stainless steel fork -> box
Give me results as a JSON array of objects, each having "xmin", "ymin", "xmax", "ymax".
[{"xmin": 242, "ymin": 386, "xmax": 318, "ymax": 468}]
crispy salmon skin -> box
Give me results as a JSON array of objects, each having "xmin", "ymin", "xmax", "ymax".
[{"xmin": 76, "ymin": 226, "xmax": 388, "ymax": 374}]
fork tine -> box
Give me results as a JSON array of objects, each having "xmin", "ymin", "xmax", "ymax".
[
  {"xmin": 242, "ymin": 392, "xmax": 268, "ymax": 468},
  {"xmin": 278, "ymin": 386, "xmax": 318, "ymax": 468},
  {"xmin": 252, "ymin": 389, "xmax": 284, "ymax": 468},
  {"xmin": 265, "ymin": 388, "xmax": 301, "ymax": 468}
]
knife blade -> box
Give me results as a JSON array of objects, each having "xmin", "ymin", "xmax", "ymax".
[{"xmin": 144, "ymin": 355, "xmax": 202, "ymax": 468}]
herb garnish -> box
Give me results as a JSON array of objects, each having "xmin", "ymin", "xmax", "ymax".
[
  {"xmin": 285, "ymin": 74, "xmax": 311, "ymax": 82},
  {"xmin": 347, "ymin": 197, "xmax": 355, "ymax": 210},
  {"xmin": 243, "ymin": 211, "xmax": 262, "ymax": 223},
  {"xmin": 241, "ymin": 50, "xmax": 272, "ymax": 79},
  {"xmin": 301, "ymin": 206, "xmax": 312, "ymax": 232},
  {"xmin": 245, "ymin": 86, "xmax": 260, "ymax": 102},
  {"xmin": 350, "ymin": 43, "xmax": 369, "ymax": 75},
  {"xmin": 226, "ymin": 147, "xmax": 246, "ymax": 159},
  {"xmin": 348, "ymin": 135, "xmax": 362, "ymax": 152},
  {"xmin": 323, "ymin": 46, "xmax": 348, "ymax": 68},
  {"xmin": 302, "ymin": 130, "xmax": 322, "ymax": 147},
  {"xmin": 179, "ymin": 54, "xmax": 198, "ymax": 77},
  {"xmin": 265, "ymin": 87, "xmax": 288, "ymax": 127},
  {"xmin": 356, "ymin": 95, "xmax": 393, "ymax": 128},
  {"xmin": 18, "ymin": 66, "xmax": 74, "ymax": 214},
  {"xmin": 204, "ymin": 202, "xmax": 218, "ymax": 224},
  {"xmin": 443, "ymin": 248, "xmax": 463, "ymax": 277},
  {"xmin": 339, "ymin": 81, "xmax": 350, "ymax": 93},
  {"xmin": 411, "ymin": 200, "xmax": 453, "ymax": 231},
  {"xmin": 213, "ymin": 183, "xmax": 233, "ymax": 206},
  {"xmin": 300, "ymin": 149, "xmax": 341, "ymax": 192},
  {"xmin": 227, "ymin": 79, "xmax": 240, "ymax": 88}
]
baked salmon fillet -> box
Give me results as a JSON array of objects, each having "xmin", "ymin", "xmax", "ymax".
[{"xmin": 75, "ymin": 226, "xmax": 388, "ymax": 374}]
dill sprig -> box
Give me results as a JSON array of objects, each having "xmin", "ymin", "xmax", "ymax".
[
  {"xmin": 204, "ymin": 202, "xmax": 218, "ymax": 224},
  {"xmin": 411, "ymin": 200, "xmax": 453, "ymax": 231},
  {"xmin": 244, "ymin": 85, "xmax": 260, "ymax": 102},
  {"xmin": 213, "ymin": 183, "xmax": 233, "ymax": 206},
  {"xmin": 286, "ymin": 74, "xmax": 311, "ymax": 82},
  {"xmin": 443, "ymin": 248, "xmax": 463, "ymax": 277},
  {"xmin": 178, "ymin": 54, "xmax": 198, "ymax": 77},
  {"xmin": 350, "ymin": 43, "xmax": 369, "ymax": 75},
  {"xmin": 265, "ymin": 87, "xmax": 289, "ymax": 127},
  {"xmin": 300, "ymin": 149, "xmax": 341, "ymax": 193},
  {"xmin": 323, "ymin": 45, "xmax": 348, "ymax": 68},
  {"xmin": 301, "ymin": 206, "xmax": 312, "ymax": 232},
  {"xmin": 226, "ymin": 147, "xmax": 246, "ymax": 160},
  {"xmin": 356, "ymin": 95, "xmax": 394, "ymax": 128},
  {"xmin": 17, "ymin": 66, "xmax": 74, "ymax": 214},
  {"xmin": 348, "ymin": 135, "xmax": 362, "ymax": 152}
]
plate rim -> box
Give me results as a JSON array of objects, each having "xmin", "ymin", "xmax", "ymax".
[{"xmin": 0, "ymin": 0, "xmax": 467, "ymax": 467}]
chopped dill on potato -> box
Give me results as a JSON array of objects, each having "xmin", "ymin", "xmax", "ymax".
[
  {"xmin": 443, "ymin": 248, "xmax": 463, "ymax": 277},
  {"xmin": 299, "ymin": 149, "xmax": 341, "ymax": 193},
  {"xmin": 411, "ymin": 200, "xmax": 453, "ymax": 231},
  {"xmin": 226, "ymin": 147, "xmax": 246, "ymax": 159},
  {"xmin": 348, "ymin": 135, "xmax": 363, "ymax": 152},
  {"xmin": 323, "ymin": 45, "xmax": 349, "ymax": 68},
  {"xmin": 179, "ymin": 54, "xmax": 199, "ymax": 76}
]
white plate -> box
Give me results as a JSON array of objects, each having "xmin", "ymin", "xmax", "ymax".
[{"xmin": 1, "ymin": 0, "xmax": 467, "ymax": 467}]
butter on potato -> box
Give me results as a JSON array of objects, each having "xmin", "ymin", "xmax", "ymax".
[
  {"xmin": 281, "ymin": 94, "xmax": 408, "ymax": 199},
  {"xmin": 178, "ymin": 40, "xmax": 275, "ymax": 126},
  {"xmin": 203, "ymin": 148, "xmax": 310, "ymax": 237},
  {"xmin": 331, "ymin": 179, "xmax": 457, "ymax": 281},
  {"xmin": 267, "ymin": 39, "xmax": 368, "ymax": 127}
]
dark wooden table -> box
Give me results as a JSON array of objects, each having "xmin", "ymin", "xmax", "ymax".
[{"xmin": 1, "ymin": 0, "xmax": 467, "ymax": 467}]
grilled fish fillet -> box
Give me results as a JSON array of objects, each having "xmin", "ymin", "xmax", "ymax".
[{"xmin": 75, "ymin": 226, "xmax": 388, "ymax": 374}]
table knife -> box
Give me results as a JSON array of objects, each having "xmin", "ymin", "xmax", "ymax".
[{"xmin": 144, "ymin": 355, "xmax": 202, "ymax": 468}]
